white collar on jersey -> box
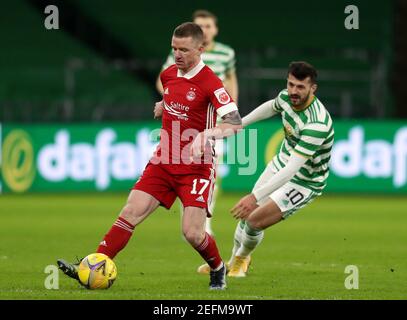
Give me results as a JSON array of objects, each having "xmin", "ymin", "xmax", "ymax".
[{"xmin": 177, "ymin": 59, "xmax": 205, "ymax": 79}]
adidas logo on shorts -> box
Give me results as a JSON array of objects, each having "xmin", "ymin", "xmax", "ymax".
[{"xmin": 195, "ymin": 195, "xmax": 205, "ymax": 202}]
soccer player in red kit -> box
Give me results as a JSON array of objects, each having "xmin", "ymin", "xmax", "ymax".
[{"xmin": 57, "ymin": 22, "xmax": 242, "ymax": 290}]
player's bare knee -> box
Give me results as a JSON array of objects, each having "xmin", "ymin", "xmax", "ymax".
[
  {"xmin": 120, "ymin": 204, "xmax": 145, "ymax": 225},
  {"xmin": 183, "ymin": 229, "xmax": 204, "ymax": 247}
]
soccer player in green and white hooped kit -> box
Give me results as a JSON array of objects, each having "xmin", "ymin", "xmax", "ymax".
[
  {"xmin": 199, "ymin": 61, "xmax": 335, "ymax": 277},
  {"xmin": 156, "ymin": 10, "xmax": 238, "ymax": 244}
]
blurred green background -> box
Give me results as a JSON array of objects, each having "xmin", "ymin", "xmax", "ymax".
[{"xmin": 0, "ymin": 0, "xmax": 401, "ymax": 122}]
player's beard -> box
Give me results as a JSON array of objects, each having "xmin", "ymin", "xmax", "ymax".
[{"xmin": 290, "ymin": 90, "xmax": 311, "ymax": 107}]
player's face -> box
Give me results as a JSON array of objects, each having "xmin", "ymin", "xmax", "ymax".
[
  {"xmin": 286, "ymin": 74, "xmax": 317, "ymax": 107},
  {"xmin": 172, "ymin": 36, "xmax": 204, "ymax": 73},
  {"xmin": 194, "ymin": 17, "xmax": 218, "ymax": 46}
]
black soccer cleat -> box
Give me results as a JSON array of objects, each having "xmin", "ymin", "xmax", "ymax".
[
  {"xmin": 209, "ymin": 263, "xmax": 227, "ymax": 290},
  {"xmin": 57, "ymin": 258, "xmax": 81, "ymax": 281}
]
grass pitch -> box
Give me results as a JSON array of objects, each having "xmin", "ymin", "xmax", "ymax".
[{"xmin": 0, "ymin": 192, "xmax": 406, "ymax": 300}]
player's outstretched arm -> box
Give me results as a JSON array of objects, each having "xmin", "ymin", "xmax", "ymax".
[
  {"xmin": 207, "ymin": 110, "xmax": 243, "ymax": 138},
  {"xmin": 252, "ymin": 152, "xmax": 308, "ymax": 201},
  {"xmin": 190, "ymin": 110, "xmax": 242, "ymax": 158},
  {"xmin": 242, "ymin": 99, "xmax": 279, "ymax": 127}
]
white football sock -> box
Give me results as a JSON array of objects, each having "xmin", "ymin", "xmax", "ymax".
[
  {"xmin": 235, "ymin": 223, "xmax": 264, "ymax": 258},
  {"xmin": 230, "ymin": 220, "xmax": 246, "ymax": 261}
]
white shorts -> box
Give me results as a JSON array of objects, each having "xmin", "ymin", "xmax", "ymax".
[{"xmin": 252, "ymin": 162, "xmax": 319, "ymax": 219}]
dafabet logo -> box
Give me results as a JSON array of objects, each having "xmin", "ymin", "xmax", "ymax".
[
  {"xmin": 1, "ymin": 124, "xmax": 407, "ymax": 193},
  {"xmin": 1, "ymin": 129, "xmax": 35, "ymax": 192},
  {"xmin": 1, "ymin": 128, "xmax": 157, "ymax": 192}
]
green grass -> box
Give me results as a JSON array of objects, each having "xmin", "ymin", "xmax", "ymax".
[{"xmin": 0, "ymin": 192, "xmax": 406, "ymax": 300}]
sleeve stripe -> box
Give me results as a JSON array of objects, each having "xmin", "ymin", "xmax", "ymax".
[
  {"xmin": 292, "ymin": 149, "xmax": 311, "ymax": 158},
  {"xmin": 301, "ymin": 129, "xmax": 329, "ymax": 139},
  {"xmin": 325, "ymin": 133, "xmax": 334, "ymax": 144},
  {"xmin": 274, "ymin": 99, "xmax": 283, "ymax": 111},
  {"xmin": 315, "ymin": 145, "xmax": 332, "ymax": 156},
  {"xmin": 293, "ymin": 148, "xmax": 312, "ymax": 157},
  {"xmin": 296, "ymin": 144, "xmax": 317, "ymax": 154},
  {"xmin": 301, "ymin": 135, "xmax": 325, "ymax": 145},
  {"xmin": 297, "ymin": 140, "xmax": 320, "ymax": 151}
]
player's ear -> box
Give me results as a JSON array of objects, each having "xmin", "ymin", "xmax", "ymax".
[{"xmin": 311, "ymin": 83, "xmax": 317, "ymax": 93}]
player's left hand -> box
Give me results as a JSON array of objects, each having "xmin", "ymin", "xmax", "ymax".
[
  {"xmin": 231, "ymin": 193, "xmax": 258, "ymax": 219},
  {"xmin": 154, "ymin": 101, "xmax": 164, "ymax": 119}
]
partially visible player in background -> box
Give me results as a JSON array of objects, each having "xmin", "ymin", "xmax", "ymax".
[
  {"xmin": 155, "ymin": 10, "xmax": 238, "ymax": 247},
  {"xmin": 198, "ymin": 61, "xmax": 334, "ymax": 277}
]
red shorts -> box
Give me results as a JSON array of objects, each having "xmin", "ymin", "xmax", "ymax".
[{"xmin": 133, "ymin": 163, "xmax": 216, "ymax": 216}]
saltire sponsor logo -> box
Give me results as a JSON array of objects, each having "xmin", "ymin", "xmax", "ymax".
[{"xmin": 163, "ymin": 101, "xmax": 189, "ymax": 120}]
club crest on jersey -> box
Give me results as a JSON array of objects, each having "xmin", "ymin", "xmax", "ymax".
[
  {"xmin": 186, "ymin": 88, "xmax": 196, "ymax": 101},
  {"xmin": 284, "ymin": 125, "xmax": 294, "ymax": 137},
  {"xmin": 214, "ymin": 88, "xmax": 230, "ymax": 105}
]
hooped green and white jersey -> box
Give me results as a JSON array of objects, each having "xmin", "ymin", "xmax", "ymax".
[
  {"xmin": 162, "ymin": 41, "xmax": 236, "ymax": 81},
  {"xmin": 271, "ymin": 89, "xmax": 334, "ymax": 194}
]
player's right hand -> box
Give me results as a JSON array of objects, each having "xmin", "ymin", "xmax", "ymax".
[
  {"xmin": 231, "ymin": 193, "xmax": 258, "ymax": 219},
  {"xmin": 154, "ymin": 101, "xmax": 164, "ymax": 119}
]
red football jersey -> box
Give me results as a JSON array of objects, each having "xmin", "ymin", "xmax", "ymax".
[{"xmin": 153, "ymin": 60, "xmax": 238, "ymax": 169}]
